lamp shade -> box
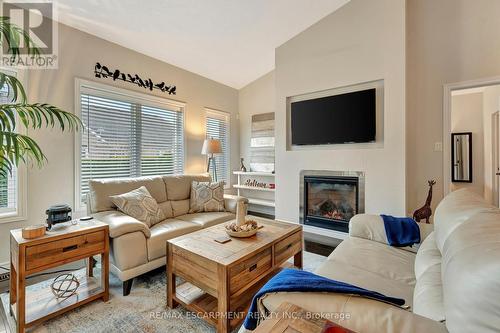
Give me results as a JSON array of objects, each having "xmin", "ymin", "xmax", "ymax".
[{"xmin": 201, "ymin": 139, "xmax": 222, "ymax": 155}]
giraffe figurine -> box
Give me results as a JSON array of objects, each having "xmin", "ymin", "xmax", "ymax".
[{"xmin": 413, "ymin": 180, "xmax": 436, "ymax": 224}]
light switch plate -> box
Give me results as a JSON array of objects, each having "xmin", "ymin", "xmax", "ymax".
[{"xmin": 434, "ymin": 142, "xmax": 443, "ymax": 152}]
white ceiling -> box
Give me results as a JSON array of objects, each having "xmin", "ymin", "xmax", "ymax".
[{"xmin": 51, "ymin": 0, "xmax": 350, "ymax": 89}]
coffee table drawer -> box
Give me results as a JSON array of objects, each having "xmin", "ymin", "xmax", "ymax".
[
  {"xmin": 26, "ymin": 231, "xmax": 105, "ymax": 271},
  {"xmin": 229, "ymin": 247, "xmax": 272, "ymax": 294},
  {"xmin": 274, "ymin": 231, "xmax": 302, "ymax": 266}
]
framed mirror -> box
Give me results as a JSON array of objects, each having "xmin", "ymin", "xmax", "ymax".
[{"xmin": 451, "ymin": 132, "xmax": 472, "ymax": 183}]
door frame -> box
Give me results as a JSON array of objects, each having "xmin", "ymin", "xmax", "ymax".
[
  {"xmin": 443, "ymin": 76, "xmax": 500, "ymax": 196},
  {"xmin": 492, "ymin": 112, "xmax": 500, "ymax": 206}
]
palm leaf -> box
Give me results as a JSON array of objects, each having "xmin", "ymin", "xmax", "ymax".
[
  {"xmin": 0, "ymin": 16, "xmax": 40, "ymax": 58},
  {"xmin": 0, "ymin": 17, "xmax": 81, "ymax": 176},
  {"xmin": 0, "ymin": 103, "xmax": 82, "ymax": 132},
  {"xmin": 0, "ymin": 72, "xmax": 27, "ymax": 104},
  {"xmin": 0, "ymin": 131, "xmax": 46, "ymax": 170}
]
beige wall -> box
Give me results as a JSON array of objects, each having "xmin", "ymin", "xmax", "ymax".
[
  {"xmin": 0, "ymin": 22, "xmax": 239, "ymax": 263},
  {"xmin": 450, "ymin": 92, "xmax": 484, "ymax": 195},
  {"xmin": 274, "ymin": 0, "xmax": 406, "ymax": 223},
  {"xmin": 238, "ymin": 71, "xmax": 275, "ymax": 165},
  {"xmin": 406, "ymin": 0, "xmax": 500, "ymax": 215}
]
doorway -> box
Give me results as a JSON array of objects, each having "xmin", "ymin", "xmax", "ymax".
[{"xmin": 444, "ymin": 77, "xmax": 500, "ymax": 206}]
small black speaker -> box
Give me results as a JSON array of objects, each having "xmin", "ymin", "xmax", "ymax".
[{"xmin": 46, "ymin": 204, "xmax": 72, "ymax": 230}]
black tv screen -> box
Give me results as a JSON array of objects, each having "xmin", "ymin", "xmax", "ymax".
[{"xmin": 291, "ymin": 88, "xmax": 376, "ymax": 145}]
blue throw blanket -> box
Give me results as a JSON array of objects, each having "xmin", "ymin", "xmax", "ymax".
[
  {"xmin": 381, "ymin": 214, "xmax": 420, "ymax": 247},
  {"xmin": 243, "ymin": 268, "xmax": 405, "ymax": 330}
]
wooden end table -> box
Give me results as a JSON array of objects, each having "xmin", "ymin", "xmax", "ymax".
[
  {"xmin": 255, "ymin": 302, "xmax": 357, "ymax": 333},
  {"xmin": 167, "ymin": 218, "xmax": 303, "ymax": 333},
  {"xmin": 10, "ymin": 220, "xmax": 109, "ymax": 333}
]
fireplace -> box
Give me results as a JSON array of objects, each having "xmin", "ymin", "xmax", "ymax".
[{"xmin": 300, "ymin": 171, "xmax": 365, "ymax": 233}]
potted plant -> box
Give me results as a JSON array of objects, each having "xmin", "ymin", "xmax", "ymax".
[{"xmin": 0, "ymin": 16, "xmax": 81, "ymax": 177}]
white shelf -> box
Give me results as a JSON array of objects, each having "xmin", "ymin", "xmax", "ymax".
[
  {"xmin": 247, "ymin": 198, "xmax": 276, "ymax": 207},
  {"xmin": 233, "ymin": 171, "xmax": 275, "ymax": 177},
  {"xmin": 233, "ymin": 185, "xmax": 275, "ymax": 192},
  {"xmin": 234, "ymin": 171, "xmax": 275, "ymax": 210}
]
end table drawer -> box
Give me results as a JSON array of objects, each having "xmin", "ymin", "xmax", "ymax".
[
  {"xmin": 229, "ymin": 248, "xmax": 272, "ymax": 294},
  {"xmin": 26, "ymin": 231, "xmax": 105, "ymax": 271},
  {"xmin": 274, "ymin": 231, "xmax": 302, "ymax": 266}
]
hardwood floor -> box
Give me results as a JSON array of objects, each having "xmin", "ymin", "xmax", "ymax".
[{"xmin": 304, "ymin": 239, "xmax": 336, "ymax": 257}]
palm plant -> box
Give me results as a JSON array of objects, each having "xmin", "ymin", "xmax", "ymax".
[{"xmin": 0, "ymin": 16, "xmax": 82, "ymax": 177}]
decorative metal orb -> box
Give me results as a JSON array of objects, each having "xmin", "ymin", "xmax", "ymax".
[{"xmin": 51, "ymin": 273, "xmax": 80, "ymax": 299}]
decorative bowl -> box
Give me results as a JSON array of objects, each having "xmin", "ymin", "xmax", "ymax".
[{"xmin": 225, "ymin": 228, "xmax": 258, "ymax": 238}]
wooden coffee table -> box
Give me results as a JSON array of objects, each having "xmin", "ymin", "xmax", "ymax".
[{"xmin": 166, "ymin": 218, "xmax": 303, "ymax": 333}]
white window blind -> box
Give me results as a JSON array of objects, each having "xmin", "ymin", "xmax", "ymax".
[
  {"xmin": 80, "ymin": 86, "xmax": 184, "ymax": 203},
  {"xmin": 206, "ymin": 109, "xmax": 230, "ymax": 184},
  {"xmin": 0, "ymin": 77, "xmax": 18, "ymax": 216}
]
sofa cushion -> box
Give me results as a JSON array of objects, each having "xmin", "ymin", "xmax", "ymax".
[
  {"xmin": 111, "ymin": 231, "xmax": 148, "ymax": 271},
  {"xmin": 171, "ymin": 199, "xmax": 190, "ymax": 217},
  {"xmin": 147, "ymin": 219, "xmax": 201, "ymax": 261},
  {"xmin": 163, "ymin": 174, "xmax": 211, "ymax": 200},
  {"xmin": 414, "ymin": 232, "xmax": 441, "ymax": 279},
  {"xmin": 88, "ymin": 176, "xmax": 167, "ymax": 213},
  {"xmin": 177, "ymin": 212, "xmax": 234, "ymax": 228},
  {"xmin": 158, "ymin": 201, "xmax": 174, "ymax": 218},
  {"xmin": 189, "ymin": 181, "xmax": 226, "ymax": 213},
  {"xmin": 441, "ymin": 211, "xmax": 500, "ymax": 333},
  {"xmin": 260, "ymin": 291, "xmax": 448, "ymax": 333},
  {"xmin": 315, "ymin": 237, "xmax": 416, "ymax": 305},
  {"xmin": 93, "ymin": 210, "xmax": 151, "ymax": 238},
  {"xmin": 349, "ymin": 214, "xmax": 435, "ymax": 253},
  {"xmin": 110, "ymin": 186, "xmax": 166, "ymax": 227},
  {"xmin": 413, "ymin": 261, "xmax": 444, "ymax": 322},
  {"xmin": 434, "ymin": 188, "xmax": 496, "ymax": 252}
]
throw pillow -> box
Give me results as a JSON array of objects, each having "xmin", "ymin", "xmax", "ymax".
[
  {"xmin": 110, "ymin": 186, "xmax": 166, "ymax": 227},
  {"xmin": 189, "ymin": 181, "xmax": 225, "ymax": 213}
]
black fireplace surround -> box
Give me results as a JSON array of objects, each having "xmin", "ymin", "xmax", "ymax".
[{"xmin": 303, "ymin": 175, "xmax": 359, "ymax": 232}]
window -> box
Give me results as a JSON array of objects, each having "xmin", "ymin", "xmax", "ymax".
[
  {"xmin": 0, "ymin": 81, "xmax": 18, "ymax": 217},
  {"xmin": 77, "ymin": 81, "xmax": 185, "ymax": 206},
  {"xmin": 0, "ymin": 69, "xmax": 25, "ymax": 221},
  {"xmin": 205, "ymin": 109, "xmax": 230, "ymax": 185}
]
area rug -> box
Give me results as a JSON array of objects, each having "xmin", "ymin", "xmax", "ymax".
[{"xmin": 1, "ymin": 252, "xmax": 325, "ymax": 333}]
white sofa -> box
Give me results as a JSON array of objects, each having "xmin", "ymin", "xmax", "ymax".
[
  {"xmin": 87, "ymin": 174, "xmax": 247, "ymax": 295},
  {"xmin": 255, "ymin": 189, "xmax": 500, "ymax": 332}
]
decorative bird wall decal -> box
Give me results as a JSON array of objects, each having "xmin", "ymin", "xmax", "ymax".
[{"xmin": 94, "ymin": 62, "xmax": 177, "ymax": 95}]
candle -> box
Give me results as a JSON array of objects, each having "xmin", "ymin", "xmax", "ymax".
[{"xmin": 236, "ymin": 201, "xmax": 247, "ymax": 226}]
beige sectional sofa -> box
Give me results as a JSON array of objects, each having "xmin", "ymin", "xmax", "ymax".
[
  {"xmin": 87, "ymin": 174, "xmax": 247, "ymax": 295},
  {"xmin": 253, "ymin": 189, "xmax": 500, "ymax": 333}
]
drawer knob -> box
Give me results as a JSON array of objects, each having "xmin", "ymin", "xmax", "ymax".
[
  {"xmin": 249, "ymin": 263, "xmax": 257, "ymax": 272},
  {"xmin": 286, "ymin": 244, "xmax": 292, "ymax": 249}
]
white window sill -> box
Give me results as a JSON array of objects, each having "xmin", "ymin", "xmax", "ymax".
[{"xmin": 0, "ymin": 212, "xmax": 27, "ymax": 224}]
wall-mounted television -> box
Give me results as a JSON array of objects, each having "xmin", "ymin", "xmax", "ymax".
[{"xmin": 290, "ymin": 88, "xmax": 376, "ymax": 146}]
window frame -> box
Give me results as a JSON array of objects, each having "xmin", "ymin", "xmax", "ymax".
[
  {"xmin": 205, "ymin": 108, "xmax": 231, "ymax": 188},
  {"xmin": 74, "ymin": 78, "xmax": 187, "ymax": 211},
  {"xmin": 0, "ymin": 67, "xmax": 27, "ymax": 223}
]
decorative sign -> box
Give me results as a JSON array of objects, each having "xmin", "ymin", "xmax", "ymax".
[
  {"xmin": 94, "ymin": 62, "xmax": 177, "ymax": 95},
  {"xmin": 244, "ymin": 179, "xmax": 270, "ymax": 189}
]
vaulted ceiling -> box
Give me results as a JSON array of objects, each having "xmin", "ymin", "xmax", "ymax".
[{"xmin": 51, "ymin": 0, "xmax": 350, "ymax": 88}]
